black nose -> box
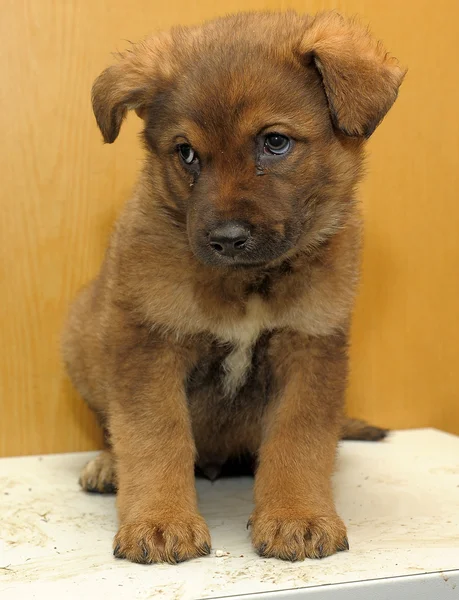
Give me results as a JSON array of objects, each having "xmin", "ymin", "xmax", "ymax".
[{"xmin": 209, "ymin": 222, "xmax": 251, "ymax": 257}]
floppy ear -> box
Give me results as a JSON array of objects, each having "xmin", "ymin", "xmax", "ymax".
[
  {"xmin": 301, "ymin": 13, "xmax": 406, "ymax": 138},
  {"xmin": 92, "ymin": 33, "xmax": 174, "ymax": 143}
]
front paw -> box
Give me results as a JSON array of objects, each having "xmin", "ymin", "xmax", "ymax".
[
  {"xmin": 250, "ymin": 510, "xmax": 348, "ymax": 561},
  {"xmin": 113, "ymin": 513, "xmax": 211, "ymax": 564}
]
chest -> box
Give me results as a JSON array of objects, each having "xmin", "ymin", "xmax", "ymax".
[
  {"xmin": 209, "ymin": 296, "xmax": 272, "ymax": 397},
  {"xmin": 187, "ymin": 328, "xmax": 273, "ymax": 408}
]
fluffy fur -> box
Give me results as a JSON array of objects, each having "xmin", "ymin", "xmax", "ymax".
[{"xmin": 62, "ymin": 11, "xmax": 404, "ymax": 564}]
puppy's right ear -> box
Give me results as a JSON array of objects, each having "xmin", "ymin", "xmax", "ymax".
[
  {"xmin": 92, "ymin": 64, "xmax": 147, "ymax": 144},
  {"xmin": 92, "ymin": 34, "xmax": 173, "ymax": 143}
]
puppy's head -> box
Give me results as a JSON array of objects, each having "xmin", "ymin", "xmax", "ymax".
[{"xmin": 92, "ymin": 12, "xmax": 405, "ymax": 268}]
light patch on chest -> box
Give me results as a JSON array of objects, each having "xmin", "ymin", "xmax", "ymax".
[
  {"xmin": 222, "ymin": 340, "xmax": 254, "ymax": 398},
  {"xmin": 213, "ymin": 296, "xmax": 269, "ymax": 398}
]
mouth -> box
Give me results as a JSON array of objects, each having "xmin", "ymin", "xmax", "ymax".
[{"xmin": 204, "ymin": 255, "xmax": 272, "ymax": 269}]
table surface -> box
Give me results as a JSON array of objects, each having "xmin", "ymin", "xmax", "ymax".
[{"xmin": 0, "ymin": 429, "xmax": 458, "ymax": 599}]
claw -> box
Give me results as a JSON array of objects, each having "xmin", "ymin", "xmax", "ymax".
[
  {"xmin": 257, "ymin": 543, "xmax": 267, "ymax": 556},
  {"xmin": 135, "ymin": 545, "xmax": 151, "ymax": 564},
  {"xmin": 202, "ymin": 542, "xmax": 211, "ymax": 555},
  {"xmin": 102, "ymin": 482, "xmax": 117, "ymax": 494}
]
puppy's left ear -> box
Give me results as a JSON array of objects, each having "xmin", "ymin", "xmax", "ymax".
[{"xmin": 301, "ymin": 13, "xmax": 406, "ymax": 138}]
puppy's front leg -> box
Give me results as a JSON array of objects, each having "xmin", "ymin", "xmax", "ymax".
[
  {"xmin": 109, "ymin": 331, "xmax": 210, "ymax": 564},
  {"xmin": 251, "ymin": 331, "xmax": 349, "ymax": 561}
]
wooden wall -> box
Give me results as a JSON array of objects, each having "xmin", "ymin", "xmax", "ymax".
[{"xmin": 1, "ymin": 0, "xmax": 458, "ymax": 457}]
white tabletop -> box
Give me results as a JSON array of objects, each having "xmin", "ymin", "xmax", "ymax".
[{"xmin": 1, "ymin": 429, "xmax": 458, "ymax": 599}]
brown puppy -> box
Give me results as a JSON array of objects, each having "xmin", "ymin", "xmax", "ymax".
[{"xmin": 62, "ymin": 11, "xmax": 405, "ymax": 564}]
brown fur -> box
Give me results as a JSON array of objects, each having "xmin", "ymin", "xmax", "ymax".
[{"xmin": 62, "ymin": 11, "xmax": 404, "ymax": 564}]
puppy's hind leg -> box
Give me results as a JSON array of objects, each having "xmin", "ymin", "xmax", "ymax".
[{"xmin": 79, "ymin": 446, "xmax": 117, "ymax": 494}]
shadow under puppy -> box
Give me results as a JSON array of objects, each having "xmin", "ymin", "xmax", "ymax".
[{"xmin": 62, "ymin": 11, "xmax": 405, "ymax": 564}]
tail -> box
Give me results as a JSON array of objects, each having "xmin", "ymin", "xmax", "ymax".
[{"xmin": 341, "ymin": 417, "xmax": 389, "ymax": 441}]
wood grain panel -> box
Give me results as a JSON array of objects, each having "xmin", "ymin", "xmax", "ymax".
[{"xmin": 1, "ymin": 0, "xmax": 458, "ymax": 456}]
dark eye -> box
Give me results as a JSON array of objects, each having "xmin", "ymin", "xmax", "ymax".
[
  {"xmin": 178, "ymin": 143, "xmax": 197, "ymax": 165},
  {"xmin": 264, "ymin": 133, "xmax": 291, "ymax": 155}
]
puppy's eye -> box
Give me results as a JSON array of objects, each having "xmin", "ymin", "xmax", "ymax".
[
  {"xmin": 264, "ymin": 133, "xmax": 291, "ymax": 155},
  {"xmin": 178, "ymin": 143, "xmax": 197, "ymax": 165}
]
